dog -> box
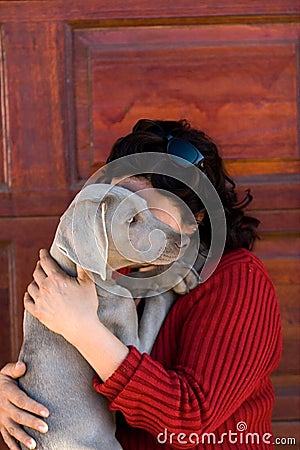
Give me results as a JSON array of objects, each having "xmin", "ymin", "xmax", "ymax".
[{"xmin": 18, "ymin": 183, "xmax": 192, "ymax": 450}]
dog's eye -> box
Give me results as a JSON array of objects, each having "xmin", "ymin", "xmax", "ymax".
[{"xmin": 128, "ymin": 216, "xmax": 137, "ymax": 224}]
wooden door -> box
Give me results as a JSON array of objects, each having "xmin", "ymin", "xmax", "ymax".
[{"xmin": 0, "ymin": 2, "xmax": 299, "ymax": 448}]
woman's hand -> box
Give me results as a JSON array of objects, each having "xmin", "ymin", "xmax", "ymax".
[
  {"xmin": 25, "ymin": 249, "xmax": 128, "ymax": 385},
  {"xmin": 24, "ymin": 249, "xmax": 99, "ymax": 345},
  {"xmin": 0, "ymin": 361, "xmax": 49, "ymax": 450}
]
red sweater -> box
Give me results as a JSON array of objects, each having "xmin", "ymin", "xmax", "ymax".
[{"xmin": 94, "ymin": 249, "xmax": 282, "ymax": 449}]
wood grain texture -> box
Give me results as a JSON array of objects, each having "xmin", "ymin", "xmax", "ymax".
[
  {"xmin": 73, "ymin": 24, "xmax": 299, "ymax": 180},
  {"xmin": 1, "ymin": 22, "xmax": 71, "ymax": 192},
  {"xmin": 0, "ymin": 1, "xmax": 299, "ymax": 23},
  {"xmin": 256, "ymin": 235, "xmax": 299, "ymax": 438},
  {"xmin": 0, "ymin": 22, "xmax": 79, "ymax": 218},
  {"xmin": 272, "ymin": 375, "xmax": 300, "ymax": 420},
  {"xmin": 0, "ymin": 243, "xmax": 14, "ymax": 370},
  {"xmin": 272, "ymin": 422, "xmax": 300, "ymax": 449},
  {"xmin": 0, "ymin": 29, "xmax": 10, "ymax": 190},
  {"xmin": 0, "ymin": 217, "xmax": 60, "ymax": 366},
  {"xmin": 226, "ymin": 159, "xmax": 300, "ymax": 176}
]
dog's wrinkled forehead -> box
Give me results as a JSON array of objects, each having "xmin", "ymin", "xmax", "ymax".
[
  {"xmin": 75, "ymin": 183, "xmax": 145, "ymax": 204},
  {"xmin": 71, "ymin": 183, "xmax": 147, "ymax": 216},
  {"xmin": 107, "ymin": 189, "xmax": 148, "ymax": 217}
]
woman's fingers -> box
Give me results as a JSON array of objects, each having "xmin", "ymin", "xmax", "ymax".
[
  {"xmin": 27, "ymin": 282, "xmax": 39, "ymax": 300},
  {"xmin": 9, "ymin": 405, "xmax": 48, "ymax": 433},
  {"xmin": 0, "ymin": 362, "xmax": 49, "ymax": 450},
  {"xmin": 32, "ymin": 261, "xmax": 47, "ymax": 287},
  {"xmin": 0, "ymin": 364, "xmax": 49, "ymax": 419},
  {"xmin": 24, "ymin": 292, "xmax": 34, "ymax": 313},
  {"xmin": 0, "ymin": 362, "xmax": 26, "ymax": 380},
  {"xmin": 2, "ymin": 419, "xmax": 37, "ymax": 449},
  {"xmin": 7, "ymin": 384, "xmax": 48, "ymax": 419},
  {"xmin": 38, "ymin": 249, "xmax": 65, "ymax": 277},
  {"xmin": 10, "ymin": 406, "xmax": 48, "ymax": 433},
  {"xmin": 1, "ymin": 427, "xmax": 21, "ymax": 450}
]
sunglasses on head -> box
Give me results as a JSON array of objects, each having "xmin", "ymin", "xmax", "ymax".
[{"xmin": 132, "ymin": 119, "xmax": 204, "ymax": 168}]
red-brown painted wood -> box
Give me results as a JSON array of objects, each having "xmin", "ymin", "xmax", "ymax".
[
  {"xmin": 0, "ymin": 1, "xmax": 299, "ymax": 22},
  {"xmin": 0, "ymin": 2, "xmax": 299, "ymax": 449}
]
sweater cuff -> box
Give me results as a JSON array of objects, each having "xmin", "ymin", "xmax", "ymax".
[{"xmin": 93, "ymin": 345, "xmax": 142, "ymax": 400}]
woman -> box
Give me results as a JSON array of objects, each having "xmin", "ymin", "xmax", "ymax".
[{"xmin": 0, "ymin": 119, "xmax": 281, "ymax": 449}]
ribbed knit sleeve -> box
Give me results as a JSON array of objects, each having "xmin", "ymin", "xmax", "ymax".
[{"xmin": 94, "ymin": 252, "xmax": 281, "ymax": 449}]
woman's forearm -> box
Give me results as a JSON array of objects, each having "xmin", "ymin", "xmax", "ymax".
[{"xmin": 69, "ymin": 317, "xmax": 129, "ymax": 382}]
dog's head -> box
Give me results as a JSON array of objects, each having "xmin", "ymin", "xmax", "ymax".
[{"xmin": 53, "ymin": 184, "xmax": 189, "ymax": 281}]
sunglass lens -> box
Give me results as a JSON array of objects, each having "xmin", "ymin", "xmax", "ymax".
[{"xmin": 168, "ymin": 139, "xmax": 204, "ymax": 166}]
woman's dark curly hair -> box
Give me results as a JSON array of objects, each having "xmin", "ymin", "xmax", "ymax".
[{"xmin": 106, "ymin": 119, "xmax": 260, "ymax": 252}]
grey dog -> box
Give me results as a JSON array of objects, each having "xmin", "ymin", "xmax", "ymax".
[{"xmin": 18, "ymin": 184, "xmax": 194, "ymax": 450}]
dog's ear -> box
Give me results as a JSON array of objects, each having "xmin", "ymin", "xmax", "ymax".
[
  {"xmin": 93, "ymin": 201, "xmax": 109, "ymax": 280},
  {"xmin": 55, "ymin": 184, "xmax": 119, "ymax": 281}
]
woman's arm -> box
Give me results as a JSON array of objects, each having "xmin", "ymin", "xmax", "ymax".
[{"xmin": 0, "ymin": 362, "xmax": 49, "ymax": 450}]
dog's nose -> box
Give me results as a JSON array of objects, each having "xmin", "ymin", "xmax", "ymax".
[{"xmin": 175, "ymin": 234, "xmax": 189, "ymax": 249}]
